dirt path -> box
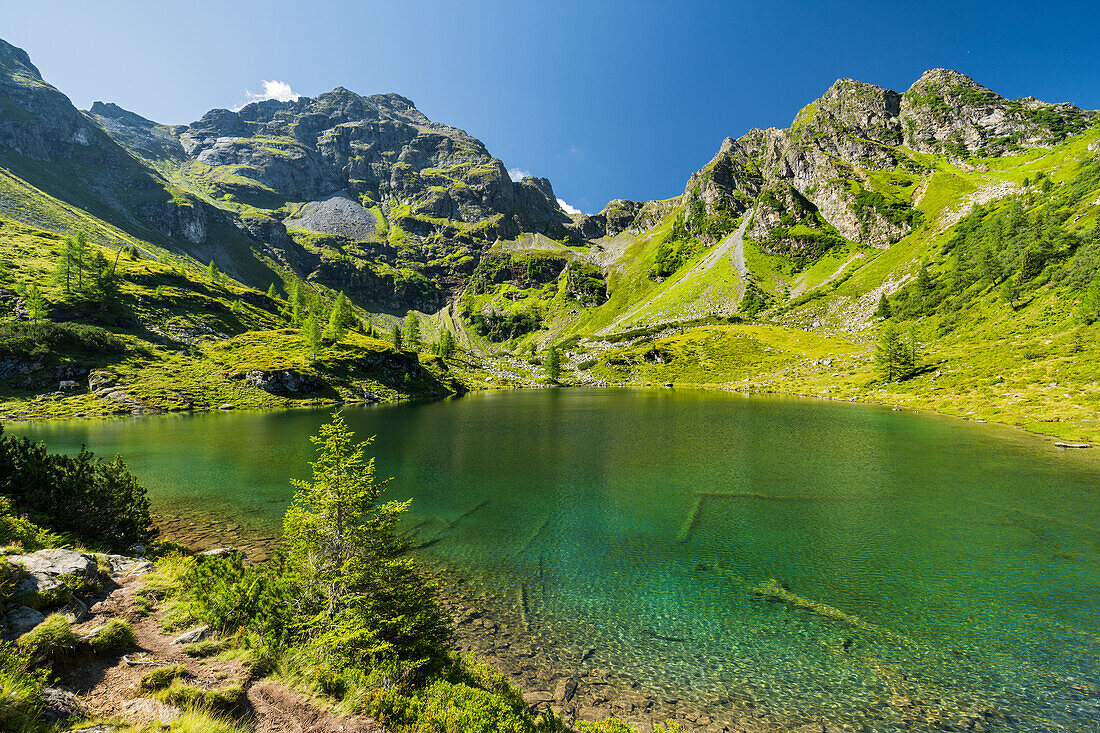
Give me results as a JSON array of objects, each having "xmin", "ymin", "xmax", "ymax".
[{"xmin": 52, "ymin": 567, "xmax": 384, "ymax": 732}]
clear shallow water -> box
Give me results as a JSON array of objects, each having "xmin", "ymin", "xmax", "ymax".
[{"xmin": 10, "ymin": 389, "xmax": 1100, "ymax": 730}]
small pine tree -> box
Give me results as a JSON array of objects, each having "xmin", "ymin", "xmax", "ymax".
[
  {"xmin": 403, "ymin": 313, "xmax": 421, "ymax": 351},
  {"xmin": 392, "ymin": 324, "xmax": 403, "ymax": 350},
  {"xmin": 266, "ymin": 283, "xmax": 278, "ymax": 299},
  {"xmin": 327, "ymin": 292, "xmax": 351, "ymax": 343},
  {"xmin": 1016, "ymin": 244, "xmax": 1046, "ymax": 283},
  {"xmin": 875, "ymin": 321, "xmax": 916, "ymax": 382},
  {"xmin": 915, "ymin": 263, "xmax": 935, "ymax": 307},
  {"xmin": 207, "ymin": 260, "xmax": 219, "ymax": 283},
  {"xmin": 873, "ymin": 292, "xmax": 892, "ymax": 320},
  {"xmin": 439, "ymin": 330, "xmax": 456, "ymax": 358},
  {"xmin": 303, "ymin": 310, "xmax": 323, "ymax": 361},
  {"xmin": 88, "ymin": 250, "xmax": 120, "ymax": 308},
  {"xmin": 24, "ymin": 285, "xmax": 46, "ymax": 324},
  {"xmin": 543, "ymin": 345, "xmax": 560, "ymax": 381},
  {"xmin": 285, "ymin": 281, "xmax": 303, "ymax": 326},
  {"xmin": 69, "ymin": 230, "xmax": 88, "ymax": 292},
  {"xmin": 281, "ymin": 411, "xmax": 448, "ymax": 650}
]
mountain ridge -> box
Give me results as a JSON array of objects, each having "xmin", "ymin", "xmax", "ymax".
[{"xmin": 1, "ymin": 35, "xmax": 1099, "ymax": 441}]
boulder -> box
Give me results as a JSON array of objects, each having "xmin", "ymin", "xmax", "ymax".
[
  {"xmin": 6, "ymin": 605, "xmax": 46, "ymax": 635},
  {"xmin": 10, "ymin": 549, "xmax": 99, "ymax": 605},
  {"xmin": 88, "ymin": 370, "xmax": 115, "ymax": 392},
  {"xmin": 199, "ymin": 548, "xmax": 239, "ymax": 558},
  {"xmin": 61, "ymin": 596, "xmax": 88, "ymax": 624},
  {"xmin": 10, "ymin": 549, "xmax": 98, "ymax": 580},
  {"xmin": 41, "ymin": 687, "xmax": 85, "ymax": 725},
  {"xmin": 245, "ymin": 369, "xmax": 323, "ymax": 396},
  {"xmin": 171, "ymin": 625, "xmax": 212, "ymax": 645},
  {"xmin": 106, "ymin": 555, "xmax": 154, "ymax": 578}
]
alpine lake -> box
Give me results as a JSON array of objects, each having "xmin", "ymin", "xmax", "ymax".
[{"xmin": 10, "ymin": 388, "xmax": 1100, "ymax": 732}]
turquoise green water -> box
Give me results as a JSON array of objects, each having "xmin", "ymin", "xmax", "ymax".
[{"xmin": 10, "ymin": 389, "xmax": 1100, "ymax": 730}]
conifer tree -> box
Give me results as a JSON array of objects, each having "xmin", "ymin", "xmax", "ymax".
[
  {"xmin": 875, "ymin": 320, "xmax": 916, "ymax": 382},
  {"xmin": 207, "ymin": 260, "xmax": 219, "ymax": 283},
  {"xmin": 392, "ymin": 324, "xmax": 403, "ymax": 350},
  {"xmin": 873, "ymin": 292, "xmax": 891, "ymax": 320},
  {"xmin": 438, "ymin": 330, "xmax": 456, "ymax": 358},
  {"xmin": 303, "ymin": 310, "xmax": 323, "ymax": 361},
  {"xmin": 327, "ymin": 292, "xmax": 351, "ymax": 342},
  {"xmin": 1080, "ymin": 274, "xmax": 1100, "ymax": 324},
  {"xmin": 70, "ymin": 230, "xmax": 87, "ymax": 291},
  {"xmin": 24, "ymin": 285, "xmax": 46, "ymax": 324},
  {"xmin": 544, "ymin": 345, "xmax": 560, "ymax": 381},
  {"xmin": 282, "ymin": 412, "xmax": 449, "ymax": 667},
  {"xmin": 266, "ymin": 283, "xmax": 278, "ymax": 299},
  {"xmin": 403, "ymin": 313, "xmax": 421, "ymax": 351},
  {"xmin": 286, "ymin": 281, "xmax": 303, "ymax": 326}
]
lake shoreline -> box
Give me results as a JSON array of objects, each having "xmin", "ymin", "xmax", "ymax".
[
  {"xmin": 152, "ymin": 513, "xmax": 803, "ymax": 732},
  {"xmin": 4, "ymin": 380, "xmax": 1091, "ymax": 448}
]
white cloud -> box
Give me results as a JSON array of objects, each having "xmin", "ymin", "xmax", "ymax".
[
  {"xmin": 557, "ymin": 198, "xmax": 582, "ymax": 216},
  {"xmin": 507, "ymin": 167, "xmax": 531, "ymax": 182},
  {"xmin": 238, "ymin": 80, "xmax": 301, "ymax": 108}
]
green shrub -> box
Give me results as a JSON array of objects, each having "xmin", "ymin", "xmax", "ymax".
[
  {"xmin": 165, "ymin": 554, "xmax": 298, "ymax": 649},
  {"xmin": 0, "ymin": 557, "xmax": 19, "ymax": 601},
  {"xmin": 88, "ymin": 619, "xmax": 135, "ymax": 653},
  {"xmin": 450, "ymin": 653, "xmax": 527, "ymax": 713},
  {"xmin": 411, "ymin": 681, "xmax": 533, "ymax": 733},
  {"xmin": 182, "ymin": 638, "xmax": 230, "ymax": 658},
  {"xmin": 17, "ymin": 613, "xmax": 78, "ymax": 667},
  {"xmin": 0, "ymin": 320, "xmax": 125, "ymax": 359},
  {"xmin": 0, "ymin": 424, "xmax": 156, "ymax": 550},
  {"xmin": 0, "ymin": 642, "xmax": 46, "ymax": 733},
  {"xmin": 0, "ymin": 497, "xmax": 63, "ymax": 551},
  {"xmin": 140, "ymin": 664, "xmax": 191, "ymax": 692},
  {"xmin": 468, "ymin": 311, "xmax": 541, "ymax": 341}
]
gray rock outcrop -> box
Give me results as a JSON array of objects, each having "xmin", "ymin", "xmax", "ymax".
[{"xmin": 245, "ymin": 369, "xmax": 323, "ymax": 396}]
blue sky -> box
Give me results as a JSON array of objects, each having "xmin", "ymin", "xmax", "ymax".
[{"xmin": 5, "ymin": 1, "xmax": 1099, "ymax": 213}]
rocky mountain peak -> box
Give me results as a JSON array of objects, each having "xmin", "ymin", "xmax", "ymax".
[
  {"xmin": 88, "ymin": 101, "xmax": 156, "ymax": 127},
  {"xmin": 0, "ymin": 39, "xmax": 41, "ymax": 79},
  {"xmin": 904, "ymin": 68, "xmax": 1001, "ymax": 106}
]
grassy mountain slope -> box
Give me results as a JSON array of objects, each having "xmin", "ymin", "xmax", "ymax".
[{"xmin": 0, "ymin": 217, "xmax": 484, "ymax": 419}]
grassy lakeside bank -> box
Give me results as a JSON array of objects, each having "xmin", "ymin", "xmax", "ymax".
[{"xmin": 579, "ymin": 309, "xmax": 1099, "ymax": 443}]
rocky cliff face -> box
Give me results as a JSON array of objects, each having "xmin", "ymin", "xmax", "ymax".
[
  {"xmin": 0, "ymin": 40, "xmax": 103, "ymax": 161},
  {"xmin": 0, "ymin": 38, "xmax": 212, "ymax": 249},
  {"xmin": 658, "ymin": 70, "xmax": 1094, "ymax": 256},
  {"xmin": 171, "ymin": 88, "xmax": 571, "ymax": 239}
]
